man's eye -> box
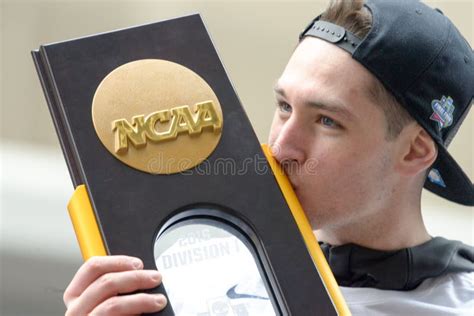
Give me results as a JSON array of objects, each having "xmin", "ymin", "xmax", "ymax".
[
  {"xmin": 278, "ymin": 102, "xmax": 292, "ymax": 113},
  {"xmin": 320, "ymin": 116, "xmax": 338, "ymax": 127}
]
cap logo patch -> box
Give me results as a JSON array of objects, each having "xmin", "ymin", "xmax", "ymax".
[
  {"xmin": 428, "ymin": 168, "xmax": 446, "ymax": 188},
  {"xmin": 430, "ymin": 96, "xmax": 454, "ymax": 130}
]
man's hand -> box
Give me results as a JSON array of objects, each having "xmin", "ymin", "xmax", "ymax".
[{"xmin": 64, "ymin": 255, "xmax": 167, "ymax": 315}]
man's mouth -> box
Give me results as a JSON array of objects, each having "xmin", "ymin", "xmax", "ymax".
[{"xmin": 288, "ymin": 177, "xmax": 299, "ymax": 191}]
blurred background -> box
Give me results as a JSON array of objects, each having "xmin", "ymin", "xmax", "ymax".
[{"xmin": 1, "ymin": 0, "xmax": 472, "ymax": 315}]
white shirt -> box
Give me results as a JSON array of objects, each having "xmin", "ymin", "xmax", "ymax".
[{"xmin": 340, "ymin": 272, "xmax": 474, "ymax": 316}]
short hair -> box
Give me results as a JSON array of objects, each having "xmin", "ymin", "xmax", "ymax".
[{"xmin": 320, "ymin": 0, "xmax": 414, "ymax": 140}]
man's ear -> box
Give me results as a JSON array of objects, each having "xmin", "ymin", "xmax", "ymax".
[{"xmin": 395, "ymin": 123, "xmax": 438, "ymax": 176}]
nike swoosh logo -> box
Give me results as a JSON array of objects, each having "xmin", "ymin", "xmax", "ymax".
[{"xmin": 226, "ymin": 284, "xmax": 269, "ymax": 300}]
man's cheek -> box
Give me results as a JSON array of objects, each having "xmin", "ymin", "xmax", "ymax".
[{"xmin": 307, "ymin": 146, "xmax": 333, "ymax": 173}]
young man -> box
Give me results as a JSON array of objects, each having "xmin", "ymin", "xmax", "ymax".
[{"xmin": 63, "ymin": 0, "xmax": 473, "ymax": 315}]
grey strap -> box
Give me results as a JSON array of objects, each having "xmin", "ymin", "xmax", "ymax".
[{"xmin": 299, "ymin": 20, "xmax": 363, "ymax": 54}]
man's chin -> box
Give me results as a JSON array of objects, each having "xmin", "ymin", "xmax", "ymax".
[
  {"xmin": 295, "ymin": 195, "xmax": 340, "ymax": 230},
  {"xmin": 303, "ymin": 208, "xmax": 335, "ymax": 232},
  {"xmin": 308, "ymin": 218, "xmax": 325, "ymax": 231}
]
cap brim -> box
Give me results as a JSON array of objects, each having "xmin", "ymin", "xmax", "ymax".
[{"xmin": 424, "ymin": 143, "xmax": 474, "ymax": 206}]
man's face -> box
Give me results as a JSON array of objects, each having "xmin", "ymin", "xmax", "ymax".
[{"xmin": 268, "ymin": 37, "xmax": 398, "ymax": 230}]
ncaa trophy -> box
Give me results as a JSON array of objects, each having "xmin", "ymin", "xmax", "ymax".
[{"xmin": 32, "ymin": 14, "xmax": 349, "ymax": 315}]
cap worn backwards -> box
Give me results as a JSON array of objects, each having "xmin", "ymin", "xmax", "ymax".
[{"xmin": 300, "ymin": 0, "xmax": 474, "ymax": 206}]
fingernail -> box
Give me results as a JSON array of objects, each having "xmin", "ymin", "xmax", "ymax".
[
  {"xmin": 131, "ymin": 259, "xmax": 142, "ymax": 269},
  {"xmin": 150, "ymin": 271, "xmax": 161, "ymax": 282},
  {"xmin": 156, "ymin": 294, "xmax": 167, "ymax": 306}
]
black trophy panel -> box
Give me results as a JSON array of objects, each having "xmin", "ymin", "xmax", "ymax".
[{"xmin": 33, "ymin": 15, "xmax": 337, "ymax": 315}]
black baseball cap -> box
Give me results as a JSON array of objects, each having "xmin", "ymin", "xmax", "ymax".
[{"xmin": 300, "ymin": 0, "xmax": 473, "ymax": 206}]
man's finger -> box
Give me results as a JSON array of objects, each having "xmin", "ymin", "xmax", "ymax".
[
  {"xmin": 90, "ymin": 293, "xmax": 167, "ymax": 315},
  {"xmin": 63, "ymin": 255, "xmax": 143, "ymax": 306},
  {"xmin": 66, "ymin": 269, "xmax": 162, "ymax": 315}
]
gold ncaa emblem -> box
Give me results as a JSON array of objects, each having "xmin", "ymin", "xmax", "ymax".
[{"xmin": 92, "ymin": 59, "xmax": 223, "ymax": 174}]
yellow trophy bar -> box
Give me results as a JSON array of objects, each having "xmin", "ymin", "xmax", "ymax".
[
  {"xmin": 261, "ymin": 144, "xmax": 351, "ymax": 316},
  {"xmin": 67, "ymin": 185, "xmax": 107, "ymax": 260}
]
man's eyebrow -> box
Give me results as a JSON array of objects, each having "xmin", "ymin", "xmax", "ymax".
[
  {"xmin": 307, "ymin": 100, "xmax": 354, "ymax": 121},
  {"xmin": 274, "ymin": 84, "xmax": 286, "ymax": 97},
  {"xmin": 274, "ymin": 83, "xmax": 354, "ymax": 121}
]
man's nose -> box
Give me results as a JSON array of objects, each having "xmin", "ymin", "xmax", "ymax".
[{"xmin": 271, "ymin": 118, "xmax": 306, "ymax": 165}]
